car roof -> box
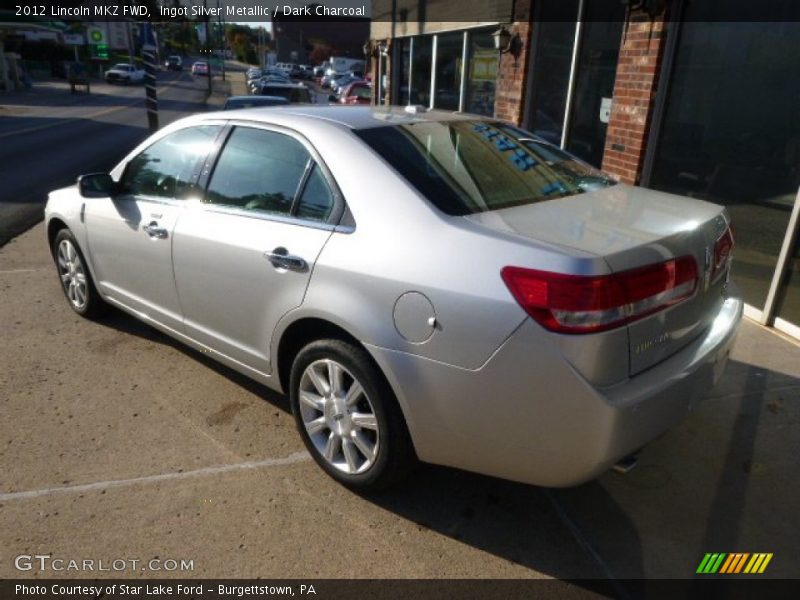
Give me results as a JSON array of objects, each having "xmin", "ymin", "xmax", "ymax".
[
  {"xmin": 226, "ymin": 95, "xmax": 288, "ymax": 103},
  {"xmin": 258, "ymin": 82, "xmax": 308, "ymax": 89},
  {"xmin": 201, "ymin": 105, "xmax": 485, "ymax": 131}
]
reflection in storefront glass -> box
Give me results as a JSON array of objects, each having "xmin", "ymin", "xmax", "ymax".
[
  {"xmin": 433, "ymin": 32, "xmax": 463, "ymax": 110},
  {"xmin": 565, "ymin": 4, "xmax": 624, "ymax": 167},
  {"xmin": 398, "ymin": 38, "xmax": 411, "ymax": 105},
  {"xmin": 650, "ymin": 20, "xmax": 800, "ymax": 314},
  {"xmin": 464, "ymin": 30, "xmax": 498, "ymax": 116},
  {"xmin": 410, "ymin": 36, "xmax": 433, "ymax": 106}
]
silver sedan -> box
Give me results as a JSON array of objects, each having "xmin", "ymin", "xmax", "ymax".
[{"xmin": 44, "ymin": 106, "xmax": 742, "ymax": 490}]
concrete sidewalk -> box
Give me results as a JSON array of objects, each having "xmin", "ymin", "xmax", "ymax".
[{"xmin": 205, "ymin": 71, "xmax": 247, "ymax": 110}]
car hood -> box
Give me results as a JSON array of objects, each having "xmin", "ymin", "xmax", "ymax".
[{"xmin": 463, "ymin": 183, "xmax": 724, "ymax": 261}]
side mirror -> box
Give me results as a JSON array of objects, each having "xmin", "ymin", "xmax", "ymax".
[{"xmin": 77, "ymin": 173, "xmax": 116, "ymax": 198}]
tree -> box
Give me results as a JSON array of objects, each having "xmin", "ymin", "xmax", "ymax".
[{"xmin": 309, "ymin": 43, "xmax": 332, "ymax": 65}]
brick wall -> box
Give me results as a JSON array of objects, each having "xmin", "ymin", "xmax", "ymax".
[
  {"xmin": 494, "ymin": 0, "xmax": 533, "ymax": 124},
  {"xmin": 601, "ymin": 11, "xmax": 670, "ymax": 184}
]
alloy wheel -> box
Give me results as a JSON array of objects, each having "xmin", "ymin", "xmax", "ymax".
[
  {"xmin": 57, "ymin": 239, "xmax": 88, "ymax": 310},
  {"xmin": 298, "ymin": 359, "xmax": 379, "ymax": 474}
]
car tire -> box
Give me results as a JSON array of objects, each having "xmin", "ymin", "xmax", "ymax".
[
  {"xmin": 52, "ymin": 229, "xmax": 107, "ymax": 319},
  {"xmin": 289, "ymin": 339, "xmax": 416, "ymax": 492}
]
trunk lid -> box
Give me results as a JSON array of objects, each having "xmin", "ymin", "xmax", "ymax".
[{"xmin": 465, "ymin": 183, "xmax": 731, "ymax": 375}]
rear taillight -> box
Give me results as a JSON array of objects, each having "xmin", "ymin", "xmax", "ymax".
[
  {"xmin": 711, "ymin": 225, "xmax": 734, "ymax": 282},
  {"xmin": 501, "ymin": 256, "xmax": 698, "ymax": 334}
]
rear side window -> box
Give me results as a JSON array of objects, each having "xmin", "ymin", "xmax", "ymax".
[
  {"xmin": 206, "ymin": 126, "xmax": 335, "ymax": 222},
  {"xmin": 295, "ymin": 165, "xmax": 334, "ymax": 222},
  {"xmin": 121, "ymin": 125, "xmax": 220, "ymax": 200}
]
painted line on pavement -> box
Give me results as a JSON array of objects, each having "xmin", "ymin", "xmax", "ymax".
[
  {"xmin": 0, "ymin": 451, "xmax": 311, "ymax": 502},
  {"xmin": 543, "ymin": 489, "xmax": 629, "ymax": 597},
  {"xmin": 0, "ymin": 268, "xmax": 48, "ymax": 274}
]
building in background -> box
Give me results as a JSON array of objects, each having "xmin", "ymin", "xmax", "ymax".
[
  {"xmin": 369, "ymin": 0, "xmax": 800, "ymax": 339},
  {"xmin": 273, "ymin": 17, "xmax": 369, "ymax": 64}
]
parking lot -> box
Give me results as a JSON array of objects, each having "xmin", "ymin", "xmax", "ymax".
[{"xmin": 1, "ymin": 222, "xmax": 799, "ymax": 585}]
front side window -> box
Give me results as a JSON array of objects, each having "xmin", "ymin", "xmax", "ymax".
[
  {"xmin": 121, "ymin": 125, "xmax": 220, "ymax": 200},
  {"xmin": 356, "ymin": 120, "xmax": 616, "ymax": 216},
  {"xmin": 206, "ymin": 126, "xmax": 335, "ymax": 222}
]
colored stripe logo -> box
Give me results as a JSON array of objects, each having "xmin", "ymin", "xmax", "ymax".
[{"xmin": 697, "ymin": 553, "xmax": 773, "ymax": 574}]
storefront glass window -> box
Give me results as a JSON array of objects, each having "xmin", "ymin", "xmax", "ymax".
[
  {"xmin": 464, "ymin": 30, "xmax": 498, "ymax": 116},
  {"xmin": 526, "ymin": 0, "xmax": 579, "ymax": 146},
  {"xmin": 649, "ymin": 19, "xmax": 800, "ymax": 312},
  {"xmin": 410, "ymin": 36, "xmax": 433, "ymax": 107},
  {"xmin": 433, "ymin": 32, "xmax": 463, "ymax": 110},
  {"xmin": 565, "ymin": 3, "xmax": 624, "ymax": 166},
  {"xmin": 775, "ymin": 216, "xmax": 800, "ymax": 326},
  {"xmin": 398, "ymin": 37, "xmax": 411, "ymax": 105}
]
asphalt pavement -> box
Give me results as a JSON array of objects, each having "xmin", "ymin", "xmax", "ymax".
[{"xmin": 0, "ymin": 69, "xmax": 212, "ymax": 247}]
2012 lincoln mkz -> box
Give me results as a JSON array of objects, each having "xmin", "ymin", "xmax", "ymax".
[{"xmin": 44, "ymin": 106, "xmax": 742, "ymax": 490}]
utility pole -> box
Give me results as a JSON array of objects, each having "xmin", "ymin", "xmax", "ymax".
[
  {"xmin": 204, "ymin": 0, "xmax": 212, "ymax": 96},
  {"xmin": 141, "ymin": 23, "xmax": 158, "ymax": 131},
  {"xmin": 217, "ymin": 0, "xmax": 225, "ymax": 81}
]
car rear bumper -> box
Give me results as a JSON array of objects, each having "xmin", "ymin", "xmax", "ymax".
[{"xmin": 367, "ymin": 292, "xmax": 743, "ymax": 487}]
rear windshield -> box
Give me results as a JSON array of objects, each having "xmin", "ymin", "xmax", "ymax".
[{"xmin": 355, "ymin": 120, "xmax": 616, "ymax": 216}]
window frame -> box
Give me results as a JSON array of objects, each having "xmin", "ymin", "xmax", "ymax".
[{"xmin": 197, "ymin": 121, "xmax": 347, "ymax": 230}]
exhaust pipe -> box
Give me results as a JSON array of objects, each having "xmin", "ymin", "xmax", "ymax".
[{"xmin": 612, "ymin": 453, "xmax": 639, "ymax": 474}]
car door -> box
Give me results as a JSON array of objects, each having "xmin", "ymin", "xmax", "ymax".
[
  {"xmin": 85, "ymin": 125, "xmax": 221, "ymax": 332},
  {"xmin": 172, "ymin": 124, "xmax": 342, "ymax": 374}
]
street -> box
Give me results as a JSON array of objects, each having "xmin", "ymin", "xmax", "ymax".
[{"xmin": 0, "ymin": 69, "xmax": 212, "ymax": 246}]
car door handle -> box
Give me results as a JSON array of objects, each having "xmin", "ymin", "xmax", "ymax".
[
  {"xmin": 143, "ymin": 222, "xmax": 168, "ymax": 239},
  {"xmin": 263, "ymin": 248, "xmax": 307, "ymax": 272}
]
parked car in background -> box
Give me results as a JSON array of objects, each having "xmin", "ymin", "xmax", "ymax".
[
  {"xmin": 297, "ymin": 65, "xmax": 314, "ymax": 80},
  {"xmin": 252, "ymin": 82, "xmax": 312, "ymax": 103},
  {"xmin": 320, "ymin": 72, "xmax": 341, "ymax": 89},
  {"xmin": 331, "ymin": 75, "xmax": 362, "ymax": 96},
  {"xmin": 249, "ymin": 74, "xmax": 292, "ymax": 94},
  {"xmin": 44, "ymin": 106, "xmax": 741, "ymax": 492},
  {"xmin": 164, "ymin": 55, "xmax": 183, "ymax": 71},
  {"xmin": 222, "ymin": 95, "xmax": 290, "ymax": 110},
  {"xmin": 339, "ymin": 81, "xmax": 372, "ymax": 105},
  {"xmin": 104, "ymin": 63, "xmax": 145, "ymax": 84},
  {"xmin": 191, "ymin": 61, "xmax": 209, "ymax": 76},
  {"xmin": 275, "ymin": 62, "xmax": 294, "ymax": 77}
]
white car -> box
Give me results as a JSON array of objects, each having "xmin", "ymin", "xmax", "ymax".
[{"xmin": 104, "ymin": 63, "xmax": 145, "ymax": 84}]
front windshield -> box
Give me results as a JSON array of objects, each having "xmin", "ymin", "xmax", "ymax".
[{"xmin": 355, "ymin": 120, "xmax": 616, "ymax": 216}]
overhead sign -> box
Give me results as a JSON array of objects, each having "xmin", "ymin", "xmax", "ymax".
[
  {"xmin": 90, "ymin": 44, "xmax": 109, "ymax": 60},
  {"xmin": 87, "ymin": 26, "xmax": 106, "ymax": 45},
  {"xmin": 107, "ymin": 22, "xmax": 129, "ymax": 50},
  {"xmin": 138, "ymin": 23, "xmax": 157, "ymax": 51},
  {"xmin": 63, "ymin": 34, "xmax": 85, "ymax": 46}
]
